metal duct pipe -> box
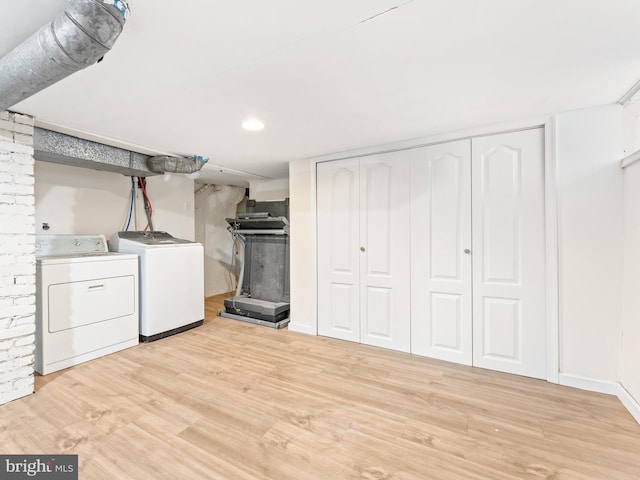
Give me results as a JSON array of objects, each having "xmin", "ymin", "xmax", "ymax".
[
  {"xmin": 147, "ymin": 155, "xmax": 209, "ymax": 174},
  {"xmin": 0, "ymin": 0, "xmax": 130, "ymax": 111}
]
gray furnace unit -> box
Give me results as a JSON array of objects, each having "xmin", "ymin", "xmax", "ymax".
[{"xmin": 219, "ymin": 199, "xmax": 290, "ymax": 329}]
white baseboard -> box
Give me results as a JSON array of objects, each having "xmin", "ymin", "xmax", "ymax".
[
  {"xmin": 558, "ymin": 373, "xmax": 620, "ymax": 395},
  {"xmin": 617, "ymin": 384, "xmax": 640, "ymax": 424},
  {"xmin": 286, "ymin": 322, "xmax": 316, "ymax": 335},
  {"xmin": 558, "ymin": 373, "xmax": 640, "ymax": 424}
]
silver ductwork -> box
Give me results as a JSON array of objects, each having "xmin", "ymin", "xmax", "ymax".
[
  {"xmin": 147, "ymin": 155, "xmax": 209, "ymax": 174},
  {"xmin": 34, "ymin": 127, "xmax": 162, "ymax": 177},
  {"xmin": 0, "ymin": 0, "xmax": 130, "ymax": 111}
]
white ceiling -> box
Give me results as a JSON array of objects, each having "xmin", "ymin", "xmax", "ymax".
[{"xmin": 3, "ymin": 0, "xmax": 640, "ymax": 185}]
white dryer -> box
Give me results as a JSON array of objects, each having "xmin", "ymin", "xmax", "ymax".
[
  {"xmin": 109, "ymin": 231, "xmax": 204, "ymax": 342},
  {"xmin": 35, "ymin": 234, "xmax": 139, "ymax": 375}
]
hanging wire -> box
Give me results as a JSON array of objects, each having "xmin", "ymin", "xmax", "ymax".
[
  {"xmin": 124, "ymin": 176, "xmax": 134, "ymax": 231},
  {"xmin": 138, "ymin": 177, "xmax": 154, "ymax": 231},
  {"xmin": 228, "ymin": 232, "xmax": 238, "ymax": 292}
]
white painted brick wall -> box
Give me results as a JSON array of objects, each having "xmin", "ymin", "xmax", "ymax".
[{"xmin": 0, "ymin": 111, "xmax": 35, "ymax": 405}]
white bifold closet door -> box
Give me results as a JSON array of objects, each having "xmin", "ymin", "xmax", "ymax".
[
  {"xmin": 411, "ymin": 128, "xmax": 546, "ymax": 379},
  {"xmin": 317, "ymin": 151, "xmax": 411, "ymax": 352},
  {"xmin": 471, "ymin": 128, "xmax": 546, "ymax": 379},
  {"xmin": 410, "ymin": 139, "xmax": 473, "ymax": 365},
  {"xmin": 317, "ymin": 158, "xmax": 360, "ymax": 343}
]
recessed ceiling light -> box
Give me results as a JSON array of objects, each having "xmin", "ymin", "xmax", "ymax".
[{"xmin": 242, "ymin": 118, "xmax": 265, "ymax": 131}]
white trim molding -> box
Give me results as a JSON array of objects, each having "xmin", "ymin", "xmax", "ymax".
[
  {"xmin": 559, "ymin": 373, "xmax": 640, "ymax": 425},
  {"xmin": 287, "ymin": 322, "xmax": 317, "ymax": 335},
  {"xmin": 618, "ymin": 385, "xmax": 640, "ymax": 424},
  {"xmin": 621, "ymin": 149, "xmax": 640, "ymax": 169},
  {"xmin": 310, "ymin": 158, "xmax": 319, "ymax": 336},
  {"xmin": 558, "ymin": 373, "xmax": 620, "ymax": 395},
  {"xmin": 618, "ymin": 77, "xmax": 640, "ymax": 106},
  {"xmin": 545, "ymin": 116, "xmax": 560, "ymax": 383}
]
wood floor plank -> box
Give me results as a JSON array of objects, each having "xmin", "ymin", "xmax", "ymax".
[{"xmin": 0, "ymin": 292, "xmax": 637, "ymax": 479}]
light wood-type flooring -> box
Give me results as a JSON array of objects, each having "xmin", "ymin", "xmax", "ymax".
[{"xmin": 1, "ymin": 294, "xmax": 639, "ymax": 479}]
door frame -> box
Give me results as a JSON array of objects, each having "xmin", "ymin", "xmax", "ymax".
[{"xmin": 309, "ymin": 115, "xmax": 560, "ymax": 383}]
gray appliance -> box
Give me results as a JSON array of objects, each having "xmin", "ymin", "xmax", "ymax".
[{"xmin": 220, "ymin": 199, "xmax": 290, "ymax": 329}]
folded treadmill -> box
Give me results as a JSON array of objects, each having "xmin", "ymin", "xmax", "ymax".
[{"xmin": 219, "ymin": 199, "xmax": 290, "ymax": 329}]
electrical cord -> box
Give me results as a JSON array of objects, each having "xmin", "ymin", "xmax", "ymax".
[
  {"xmin": 124, "ymin": 176, "xmax": 134, "ymax": 231},
  {"xmin": 138, "ymin": 177, "xmax": 154, "ymax": 231},
  {"xmin": 122, "ymin": 176, "xmax": 135, "ymax": 231}
]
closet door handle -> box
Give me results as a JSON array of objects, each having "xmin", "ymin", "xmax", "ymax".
[
  {"xmin": 360, "ymin": 246, "xmax": 366, "ymax": 252},
  {"xmin": 464, "ymin": 249, "xmax": 471, "ymax": 255}
]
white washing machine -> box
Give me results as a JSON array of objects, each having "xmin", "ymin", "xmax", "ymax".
[
  {"xmin": 35, "ymin": 234, "xmax": 139, "ymax": 375},
  {"xmin": 109, "ymin": 231, "xmax": 204, "ymax": 342}
]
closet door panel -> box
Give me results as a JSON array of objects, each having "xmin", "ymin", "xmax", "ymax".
[
  {"xmin": 317, "ymin": 159, "xmax": 360, "ymax": 342},
  {"xmin": 410, "ymin": 140, "xmax": 472, "ymax": 364},
  {"xmin": 360, "ymin": 151, "xmax": 411, "ymax": 352},
  {"xmin": 472, "ymin": 128, "xmax": 546, "ymax": 379}
]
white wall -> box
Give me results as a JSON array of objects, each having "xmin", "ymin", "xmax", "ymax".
[
  {"xmin": 35, "ymin": 162, "xmax": 195, "ymax": 241},
  {"xmin": 194, "ymin": 184, "xmax": 245, "ymax": 297},
  {"xmin": 249, "ymin": 177, "xmax": 289, "ymax": 201},
  {"xmin": 141, "ymin": 173, "xmax": 196, "ymax": 241},
  {"xmin": 556, "ymin": 104, "xmax": 624, "ymax": 381},
  {"xmin": 288, "ymin": 159, "xmax": 316, "ymax": 334}
]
